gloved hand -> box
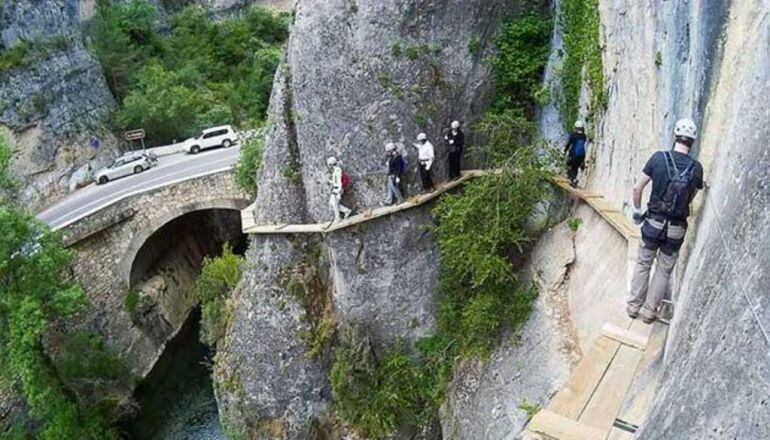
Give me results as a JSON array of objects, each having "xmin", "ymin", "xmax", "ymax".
[
  {"xmin": 395, "ymin": 177, "xmax": 400, "ymax": 183},
  {"xmin": 632, "ymin": 210, "xmax": 647, "ymax": 225},
  {"xmin": 449, "ymin": 140, "xmax": 454, "ymax": 145}
]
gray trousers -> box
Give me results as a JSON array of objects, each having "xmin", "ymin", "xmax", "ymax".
[{"xmin": 628, "ymin": 245, "xmax": 679, "ymax": 319}]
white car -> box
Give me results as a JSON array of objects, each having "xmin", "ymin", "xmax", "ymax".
[
  {"xmin": 183, "ymin": 125, "xmax": 238, "ymax": 154},
  {"xmin": 94, "ymin": 153, "xmax": 156, "ymax": 185}
]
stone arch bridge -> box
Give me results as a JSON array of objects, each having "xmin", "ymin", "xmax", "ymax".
[{"xmin": 57, "ymin": 169, "xmax": 251, "ymax": 377}]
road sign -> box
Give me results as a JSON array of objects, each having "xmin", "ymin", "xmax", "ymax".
[{"xmin": 124, "ymin": 129, "xmax": 146, "ymax": 141}]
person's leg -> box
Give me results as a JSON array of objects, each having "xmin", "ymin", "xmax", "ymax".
[
  {"xmin": 641, "ymin": 250, "xmax": 678, "ymax": 321},
  {"xmin": 329, "ymin": 194, "xmax": 341, "ymax": 222},
  {"xmin": 425, "ymin": 166, "xmax": 434, "ymax": 190},
  {"xmin": 628, "ymin": 245, "xmax": 658, "ymax": 316},
  {"xmin": 640, "ymin": 223, "xmax": 686, "ymax": 320},
  {"xmin": 337, "ymin": 193, "xmax": 351, "ymax": 218},
  {"xmin": 419, "ymin": 163, "xmax": 429, "ymax": 190},
  {"xmin": 449, "ymin": 153, "xmax": 460, "ymax": 179}
]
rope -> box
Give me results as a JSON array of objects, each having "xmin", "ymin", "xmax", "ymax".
[{"xmin": 704, "ymin": 190, "xmax": 770, "ymax": 354}]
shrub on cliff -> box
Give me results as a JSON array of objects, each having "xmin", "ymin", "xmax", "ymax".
[
  {"xmin": 195, "ymin": 243, "xmax": 244, "ymax": 347},
  {"xmin": 0, "ymin": 137, "xmax": 120, "ymax": 438}
]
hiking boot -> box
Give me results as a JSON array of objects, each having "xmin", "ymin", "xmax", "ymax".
[
  {"xmin": 626, "ymin": 307, "xmax": 639, "ymax": 319},
  {"xmin": 640, "ymin": 314, "xmax": 656, "ymax": 324}
]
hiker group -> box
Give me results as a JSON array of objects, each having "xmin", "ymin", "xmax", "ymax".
[
  {"xmin": 325, "ymin": 120, "xmax": 464, "ymax": 223},
  {"xmin": 564, "ymin": 117, "xmax": 704, "ymax": 324}
]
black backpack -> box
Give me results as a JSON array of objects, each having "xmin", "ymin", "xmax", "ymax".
[{"xmin": 655, "ymin": 151, "xmax": 696, "ymax": 220}]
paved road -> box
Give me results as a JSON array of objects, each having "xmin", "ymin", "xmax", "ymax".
[{"xmin": 37, "ymin": 146, "xmax": 241, "ymax": 230}]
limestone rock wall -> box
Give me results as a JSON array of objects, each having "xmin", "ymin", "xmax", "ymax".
[
  {"xmin": 216, "ymin": 0, "xmax": 522, "ymax": 437},
  {"xmin": 0, "ymin": 0, "xmax": 119, "ymax": 211},
  {"xmin": 532, "ymin": 0, "xmax": 769, "ymax": 439}
]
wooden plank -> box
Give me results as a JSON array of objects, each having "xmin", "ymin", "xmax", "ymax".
[
  {"xmin": 600, "ymin": 323, "xmax": 649, "ymax": 350},
  {"xmin": 612, "ymin": 321, "xmax": 666, "ymax": 427},
  {"xmin": 529, "ymin": 410, "xmax": 606, "ymax": 440},
  {"xmin": 578, "ymin": 344, "xmax": 644, "ymax": 431},
  {"xmin": 607, "ymin": 427, "xmax": 636, "ymax": 440},
  {"xmin": 550, "ymin": 336, "xmax": 621, "ymax": 419}
]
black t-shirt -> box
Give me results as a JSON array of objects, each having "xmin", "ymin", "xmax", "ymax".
[{"xmin": 643, "ymin": 150, "xmax": 704, "ymax": 219}]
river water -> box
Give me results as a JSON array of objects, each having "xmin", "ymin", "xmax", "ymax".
[{"xmin": 126, "ymin": 310, "xmax": 225, "ymax": 439}]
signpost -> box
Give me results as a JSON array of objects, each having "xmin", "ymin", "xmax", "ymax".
[{"xmin": 124, "ymin": 129, "xmax": 146, "ymax": 151}]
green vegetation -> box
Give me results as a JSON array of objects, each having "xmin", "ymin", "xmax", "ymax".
[
  {"xmin": 235, "ymin": 133, "xmax": 265, "ymax": 194},
  {"xmin": 560, "ymin": 0, "xmax": 605, "ymax": 130},
  {"xmin": 0, "ymin": 136, "xmax": 121, "ymax": 438},
  {"xmin": 0, "ymin": 36, "xmax": 73, "ymax": 73},
  {"xmin": 91, "ymin": 0, "xmax": 289, "ymax": 145},
  {"xmin": 492, "ymin": 13, "xmax": 552, "ymax": 114},
  {"xmin": 195, "ymin": 243, "xmax": 244, "ymax": 347},
  {"xmin": 518, "ymin": 399, "xmax": 541, "ymax": 419},
  {"xmin": 330, "ymin": 329, "xmax": 428, "ymax": 439},
  {"xmin": 468, "ymin": 36, "xmax": 481, "ymax": 55},
  {"xmin": 655, "ymin": 51, "xmax": 662, "ymax": 67},
  {"xmin": 330, "ymin": 10, "xmax": 554, "ymax": 438},
  {"xmin": 569, "ymin": 217, "xmax": 583, "ymax": 232}
]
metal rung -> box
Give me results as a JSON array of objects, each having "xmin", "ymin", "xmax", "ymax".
[{"xmin": 613, "ymin": 418, "xmax": 639, "ymax": 433}]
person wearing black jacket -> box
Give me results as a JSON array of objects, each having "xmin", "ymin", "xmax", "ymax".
[
  {"xmin": 384, "ymin": 143, "xmax": 405, "ymax": 205},
  {"xmin": 445, "ymin": 120, "xmax": 464, "ymax": 180},
  {"xmin": 564, "ymin": 120, "xmax": 588, "ymax": 187}
]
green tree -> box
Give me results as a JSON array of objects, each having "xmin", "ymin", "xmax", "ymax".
[
  {"xmin": 235, "ymin": 133, "xmax": 265, "ymax": 194},
  {"xmin": 195, "ymin": 244, "xmax": 244, "ymax": 347},
  {"xmin": 0, "ymin": 137, "xmax": 117, "ymax": 438},
  {"xmin": 492, "ymin": 13, "xmax": 552, "ymax": 114},
  {"xmin": 117, "ymin": 60, "xmax": 213, "ymax": 144}
]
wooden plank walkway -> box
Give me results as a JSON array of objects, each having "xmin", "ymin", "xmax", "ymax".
[
  {"xmin": 241, "ymin": 169, "xmax": 490, "ymax": 234},
  {"xmin": 523, "ymin": 179, "xmax": 667, "ymax": 440}
]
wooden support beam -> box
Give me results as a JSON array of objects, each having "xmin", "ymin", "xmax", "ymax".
[
  {"xmin": 529, "ymin": 410, "xmax": 606, "ymax": 440},
  {"xmin": 600, "ymin": 323, "xmax": 649, "ymax": 350}
]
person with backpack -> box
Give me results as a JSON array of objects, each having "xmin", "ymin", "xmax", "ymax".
[
  {"xmin": 627, "ymin": 118, "xmax": 704, "ymax": 324},
  {"xmin": 412, "ymin": 132, "xmax": 435, "ymax": 192},
  {"xmin": 564, "ymin": 120, "xmax": 588, "ymax": 188},
  {"xmin": 326, "ymin": 156, "xmax": 352, "ymax": 223},
  {"xmin": 384, "ymin": 143, "xmax": 405, "ymax": 205},
  {"xmin": 444, "ymin": 120, "xmax": 464, "ymax": 180}
]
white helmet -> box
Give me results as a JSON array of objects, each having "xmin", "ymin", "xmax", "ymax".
[
  {"xmin": 385, "ymin": 142, "xmax": 396, "ymax": 152},
  {"xmin": 416, "ymin": 133, "xmax": 428, "ymax": 141},
  {"xmin": 326, "ymin": 156, "xmax": 338, "ymax": 167},
  {"xmin": 451, "ymin": 120, "xmax": 461, "ymax": 129},
  {"xmin": 674, "ymin": 118, "xmax": 697, "ymax": 140},
  {"xmin": 574, "ymin": 120, "xmax": 585, "ymax": 130}
]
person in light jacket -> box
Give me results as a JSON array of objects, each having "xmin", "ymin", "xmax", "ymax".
[
  {"xmin": 413, "ymin": 132, "xmax": 435, "ymax": 192},
  {"xmin": 326, "ymin": 156, "xmax": 351, "ymax": 222}
]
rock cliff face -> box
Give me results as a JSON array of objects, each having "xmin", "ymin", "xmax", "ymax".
[
  {"xmin": 215, "ymin": 0, "xmax": 522, "ymax": 437},
  {"xmin": 0, "ymin": 0, "xmax": 119, "ymax": 210},
  {"xmin": 439, "ymin": 0, "xmax": 769, "ymax": 438}
]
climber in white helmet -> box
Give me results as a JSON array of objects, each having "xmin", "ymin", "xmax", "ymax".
[
  {"xmin": 326, "ymin": 156, "xmax": 352, "ymax": 223},
  {"xmin": 444, "ymin": 120, "xmax": 465, "ymax": 180},
  {"xmin": 564, "ymin": 120, "xmax": 587, "ymax": 188},
  {"xmin": 412, "ymin": 132, "xmax": 435, "ymax": 192},
  {"xmin": 627, "ymin": 118, "xmax": 704, "ymax": 324}
]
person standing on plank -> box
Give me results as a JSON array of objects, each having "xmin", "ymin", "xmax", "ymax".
[
  {"xmin": 564, "ymin": 120, "xmax": 587, "ymax": 188},
  {"xmin": 326, "ymin": 156, "xmax": 352, "ymax": 223},
  {"xmin": 444, "ymin": 120, "xmax": 464, "ymax": 180},
  {"xmin": 413, "ymin": 132, "xmax": 435, "ymax": 192},
  {"xmin": 384, "ymin": 143, "xmax": 405, "ymax": 205},
  {"xmin": 627, "ymin": 118, "xmax": 704, "ymax": 324}
]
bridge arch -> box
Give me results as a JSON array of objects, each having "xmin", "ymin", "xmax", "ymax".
[{"xmin": 119, "ymin": 197, "xmax": 251, "ymax": 288}]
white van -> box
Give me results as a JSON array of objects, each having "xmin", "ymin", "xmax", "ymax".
[{"xmin": 183, "ymin": 125, "xmax": 238, "ymax": 154}]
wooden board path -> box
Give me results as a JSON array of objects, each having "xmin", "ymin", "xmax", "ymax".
[
  {"xmin": 523, "ymin": 180, "xmax": 667, "ymax": 440},
  {"xmin": 241, "ymin": 169, "xmax": 490, "ymax": 234}
]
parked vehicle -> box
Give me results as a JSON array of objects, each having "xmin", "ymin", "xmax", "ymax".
[
  {"xmin": 94, "ymin": 152, "xmax": 156, "ymax": 185},
  {"xmin": 183, "ymin": 125, "xmax": 238, "ymax": 154}
]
